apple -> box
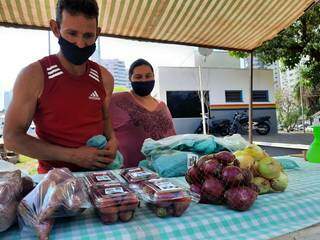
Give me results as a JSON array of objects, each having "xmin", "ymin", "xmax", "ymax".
[
  {"xmin": 251, "ymin": 177, "xmax": 271, "ymax": 194},
  {"xmin": 243, "ymin": 144, "xmax": 268, "ymax": 161},
  {"xmin": 258, "ymin": 157, "xmax": 282, "ymax": 179},
  {"xmin": 235, "ymin": 154, "xmax": 255, "ymax": 169},
  {"xmin": 270, "ymin": 172, "xmax": 288, "ymax": 192}
]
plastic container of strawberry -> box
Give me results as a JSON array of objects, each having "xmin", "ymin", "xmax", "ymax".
[
  {"xmin": 84, "ymin": 171, "xmax": 119, "ymax": 187},
  {"xmin": 120, "ymin": 167, "xmax": 158, "ymax": 184},
  {"xmin": 89, "ymin": 183, "xmax": 139, "ymax": 224},
  {"xmin": 139, "ymin": 178, "xmax": 191, "ymax": 218}
]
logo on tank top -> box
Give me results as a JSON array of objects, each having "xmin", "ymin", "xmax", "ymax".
[
  {"xmin": 47, "ymin": 65, "xmax": 63, "ymax": 79},
  {"xmin": 89, "ymin": 90, "xmax": 101, "ymax": 100}
]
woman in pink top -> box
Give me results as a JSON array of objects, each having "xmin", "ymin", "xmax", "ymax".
[{"xmin": 109, "ymin": 59, "xmax": 176, "ymax": 167}]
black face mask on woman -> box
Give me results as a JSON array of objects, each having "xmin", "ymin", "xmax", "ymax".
[
  {"xmin": 58, "ymin": 36, "xmax": 96, "ymax": 65},
  {"xmin": 131, "ymin": 80, "xmax": 155, "ymax": 96}
]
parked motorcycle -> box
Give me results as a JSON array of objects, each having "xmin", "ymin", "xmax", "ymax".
[
  {"xmin": 194, "ymin": 115, "xmax": 230, "ymax": 136},
  {"xmin": 229, "ymin": 112, "xmax": 271, "ymax": 135}
]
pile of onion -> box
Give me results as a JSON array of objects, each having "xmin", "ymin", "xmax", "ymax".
[{"xmin": 186, "ymin": 151, "xmax": 258, "ymax": 211}]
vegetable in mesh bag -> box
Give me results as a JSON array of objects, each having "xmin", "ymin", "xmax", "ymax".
[
  {"xmin": 18, "ymin": 168, "xmax": 89, "ymax": 239},
  {"xmin": 0, "ymin": 170, "xmax": 22, "ymax": 232}
]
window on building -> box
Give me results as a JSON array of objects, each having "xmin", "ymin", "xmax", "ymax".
[
  {"xmin": 225, "ymin": 90, "xmax": 243, "ymax": 102},
  {"xmin": 166, "ymin": 91, "xmax": 209, "ymax": 118},
  {"xmin": 253, "ymin": 90, "xmax": 269, "ymax": 102}
]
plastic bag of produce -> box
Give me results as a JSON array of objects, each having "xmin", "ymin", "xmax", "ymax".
[
  {"xmin": 186, "ymin": 151, "xmax": 258, "ymax": 211},
  {"xmin": 142, "ymin": 134, "xmax": 223, "ymax": 156},
  {"xmin": 215, "ymin": 134, "xmax": 249, "ymax": 152},
  {"xmin": 17, "ymin": 168, "xmax": 90, "ymax": 239},
  {"xmin": 138, "ymin": 159, "xmax": 154, "ymax": 171},
  {"xmin": 148, "ymin": 150, "xmax": 199, "ymax": 177},
  {"xmin": 0, "ymin": 170, "xmax": 22, "ymax": 232}
]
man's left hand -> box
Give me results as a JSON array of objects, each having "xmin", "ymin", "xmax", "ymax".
[{"xmin": 104, "ymin": 137, "xmax": 118, "ymax": 160}]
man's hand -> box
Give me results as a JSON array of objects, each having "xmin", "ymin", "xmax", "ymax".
[
  {"xmin": 70, "ymin": 146, "xmax": 114, "ymax": 170},
  {"xmin": 104, "ymin": 138, "xmax": 118, "ymax": 160}
]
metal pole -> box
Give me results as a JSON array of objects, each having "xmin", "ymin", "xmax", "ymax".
[
  {"xmin": 97, "ymin": 37, "xmax": 101, "ymax": 63},
  {"xmin": 300, "ymin": 81, "xmax": 305, "ymax": 133},
  {"xmin": 249, "ymin": 51, "xmax": 254, "ymax": 144},
  {"xmin": 198, "ymin": 61, "xmax": 207, "ymax": 134},
  {"xmin": 48, "ymin": 30, "xmax": 51, "ymax": 55}
]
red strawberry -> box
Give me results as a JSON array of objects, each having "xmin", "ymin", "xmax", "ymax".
[
  {"xmin": 173, "ymin": 198, "xmax": 191, "ymax": 217},
  {"xmin": 100, "ymin": 213, "xmax": 118, "ymax": 224},
  {"xmin": 119, "ymin": 210, "xmax": 135, "ymax": 222}
]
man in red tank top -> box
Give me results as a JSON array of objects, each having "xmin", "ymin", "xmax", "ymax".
[{"xmin": 3, "ymin": 0, "xmax": 118, "ymax": 173}]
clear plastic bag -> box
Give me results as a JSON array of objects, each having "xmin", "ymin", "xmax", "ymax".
[
  {"xmin": 17, "ymin": 168, "xmax": 90, "ymax": 239},
  {"xmin": 215, "ymin": 134, "xmax": 249, "ymax": 152},
  {"xmin": 89, "ymin": 182, "xmax": 139, "ymax": 224},
  {"xmin": 0, "ymin": 170, "xmax": 22, "ymax": 232}
]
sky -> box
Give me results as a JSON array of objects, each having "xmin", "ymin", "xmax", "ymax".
[{"xmin": 0, "ymin": 26, "xmax": 196, "ymax": 110}]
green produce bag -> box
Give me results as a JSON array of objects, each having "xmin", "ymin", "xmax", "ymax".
[
  {"xmin": 275, "ymin": 157, "xmax": 300, "ymax": 170},
  {"xmin": 86, "ymin": 135, "xmax": 123, "ymax": 169},
  {"xmin": 142, "ymin": 134, "xmax": 224, "ymax": 156},
  {"xmin": 150, "ymin": 150, "xmax": 199, "ymax": 177}
]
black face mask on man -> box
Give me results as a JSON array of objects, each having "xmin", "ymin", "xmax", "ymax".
[
  {"xmin": 58, "ymin": 36, "xmax": 96, "ymax": 65},
  {"xmin": 131, "ymin": 80, "xmax": 155, "ymax": 97}
]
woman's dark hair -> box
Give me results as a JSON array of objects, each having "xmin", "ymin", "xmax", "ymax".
[
  {"xmin": 56, "ymin": 0, "xmax": 99, "ymax": 25},
  {"xmin": 129, "ymin": 59, "xmax": 154, "ymax": 79}
]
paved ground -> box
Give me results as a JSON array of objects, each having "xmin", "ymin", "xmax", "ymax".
[
  {"xmin": 242, "ymin": 131, "xmax": 314, "ymax": 157},
  {"xmin": 244, "ymin": 131, "xmax": 314, "ymax": 145}
]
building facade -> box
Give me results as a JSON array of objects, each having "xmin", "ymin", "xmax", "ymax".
[
  {"xmin": 280, "ymin": 66, "xmax": 301, "ymax": 97},
  {"xmin": 4, "ymin": 90, "xmax": 12, "ymax": 111},
  {"xmin": 157, "ymin": 67, "xmax": 277, "ymax": 134},
  {"xmin": 245, "ymin": 57, "xmax": 282, "ymax": 92},
  {"xmin": 100, "ymin": 59, "xmax": 130, "ymax": 88},
  {"xmin": 194, "ymin": 50, "xmax": 241, "ymax": 69}
]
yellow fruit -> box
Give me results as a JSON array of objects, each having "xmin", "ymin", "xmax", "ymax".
[
  {"xmin": 258, "ymin": 157, "xmax": 282, "ymax": 180},
  {"xmin": 243, "ymin": 144, "xmax": 268, "ymax": 161},
  {"xmin": 236, "ymin": 154, "xmax": 255, "ymax": 169}
]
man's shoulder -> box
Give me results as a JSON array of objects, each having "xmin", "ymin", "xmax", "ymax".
[
  {"xmin": 19, "ymin": 61, "xmax": 43, "ymax": 80},
  {"xmin": 98, "ymin": 65, "xmax": 113, "ymax": 77},
  {"xmin": 14, "ymin": 60, "xmax": 44, "ymax": 97},
  {"xmin": 96, "ymin": 65, "xmax": 114, "ymax": 86}
]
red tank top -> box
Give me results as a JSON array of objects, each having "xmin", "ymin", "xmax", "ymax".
[{"xmin": 34, "ymin": 55, "xmax": 106, "ymax": 173}]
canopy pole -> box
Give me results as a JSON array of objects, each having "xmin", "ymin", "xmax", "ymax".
[
  {"xmin": 198, "ymin": 56, "xmax": 207, "ymax": 134},
  {"xmin": 249, "ymin": 51, "xmax": 254, "ymax": 144},
  {"xmin": 48, "ymin": 30, "xmax": 51, "ymax": 55},
  {"xmin": 300, "ymin": 81, "xmax": 306, "ymax": 133}
]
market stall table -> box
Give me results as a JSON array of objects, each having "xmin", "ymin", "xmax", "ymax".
[{"xmin": 1, "ymin": 157, "xmax": 320, "ymax": 240}]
